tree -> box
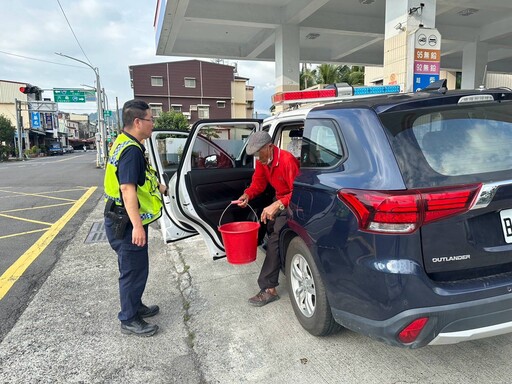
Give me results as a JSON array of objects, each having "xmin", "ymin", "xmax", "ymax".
[
  {"xmin": 348, "ymin": 71, "xmax": 365, "ymax": 85},
  {"xmin": 154, "ymin": 110, "xmax": 189, "ymax": 131},
  {"xmin": 299, "ymin": 63, "xmax": 367, "ymax": 89},
  {"xmin": 339, "ymin": 65, "xmax": 352, "ymax": 83},
  {"xmin": 0, "ymin": 114, "xmax": 15, "ymax": 161},
  {"xmin": 201, "ymin": 127, "xmax": 220, "ymax": 140},
  {"xmin": 0, "ymin": 114, "xmax": 15, "ymax": 142},
  {"xmin": 300, "ymin": 63, "xmax": 317, "ymax": 89},
  {"xmin": 340, "ymin": 65, "xmax": 365, "ymax": 85},
  {"xmin": 316, "ymin": 64, "xmax": 342, "ymax": 85}
]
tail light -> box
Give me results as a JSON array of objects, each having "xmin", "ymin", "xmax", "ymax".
[
  {"xmin": 338, "ymin": 184, "xmax": 482, "ymax": 234},
  {"xmin": 398, "ymin": 317, "xmax": 429, "ymax": 343}
]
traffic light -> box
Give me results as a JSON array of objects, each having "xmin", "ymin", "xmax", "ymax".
[
  {"xmin": 19, "ymin": 85, "xmax": 37, "ymax": 94},
  {"xmin": 19, "ymin": 84, "xmax": 42, "ymax": 100}
]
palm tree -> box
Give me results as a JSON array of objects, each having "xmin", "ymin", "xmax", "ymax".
[
  {"xmin": 316, "ymin": 64, "xmax": 342, "ymax": 85},
  {"xmin": 339, "ymin": 65, "xmax": 352, "ymax": 83},
  {"xmin": 340, "ymin": 65, "xmax": 365, "ymax": 85},
  {"xmin": 300, "ymin": 63, "xmax": 317, "ymax": 89}
]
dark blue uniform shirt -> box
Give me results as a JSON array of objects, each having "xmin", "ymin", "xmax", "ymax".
[{"xmin": 117, "ymin": 132, "xmax": 146, "ymax": 187}]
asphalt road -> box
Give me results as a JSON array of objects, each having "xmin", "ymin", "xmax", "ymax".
[{"xmin": 0, "ymin": 152, "xmax": 103, "ymax": 341}]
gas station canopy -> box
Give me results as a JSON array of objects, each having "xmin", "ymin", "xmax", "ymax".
[{"xmin": 155, "ymin": 0, "xmax": 512, "ymax": 73}]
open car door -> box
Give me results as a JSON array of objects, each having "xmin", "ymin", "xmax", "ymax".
[
  {"xmin": 170, "ymin": 119, "xmax": 274, "ymax": 259},
  {"xmin": 147, "ymin": 129, "xmax": 198, "ymax": 242}
]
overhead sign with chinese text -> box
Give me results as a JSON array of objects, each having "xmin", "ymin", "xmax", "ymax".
[
  {"xmin": 53, "ymin": 89, "xmax": 86, "ymax": 103},
  {"xmin": 30, "ymin": 111, "xmax": 41, "ymax": 128}
]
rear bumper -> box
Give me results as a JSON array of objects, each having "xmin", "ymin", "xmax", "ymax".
[
  {"xmin": 430, "ymin": 320, "xmax": 512, "ymax": 345},
  {"xmin": 331, "ymin": 292, "xmax": 512, "ymax": 348}
]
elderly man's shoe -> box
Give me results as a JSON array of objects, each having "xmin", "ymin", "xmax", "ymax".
[
  {"xmin": 121, "ymin": 318, "xmax": 158, "ymax": 337},
  {"xmin": 138, "ymin": 304, "xmax": 159, "ymax": 318},
  {"xmin": 248, "ymin": 288, "xmax": 280, "ymax": 307}
]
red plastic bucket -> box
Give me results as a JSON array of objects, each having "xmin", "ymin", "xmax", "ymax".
[{"xmin": 218, "ymin": 203, "xmax": 260, "ymax": 264}]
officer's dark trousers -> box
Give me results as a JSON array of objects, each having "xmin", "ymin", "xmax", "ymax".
[
  {"xmin": 257, "ymin": 210, "xmax": 287, "ymax": 290},
  {"xmin": 105, "ymin": 217, "xmax": 149, "ymax": 323}
]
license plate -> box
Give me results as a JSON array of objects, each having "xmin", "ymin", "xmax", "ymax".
[{"xmin": 500, "ymin": 209, "xmax": 512, "ymax": 244}]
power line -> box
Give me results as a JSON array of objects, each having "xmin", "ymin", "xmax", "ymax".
[
  {"xmin": 0, "ymin": 50, "xmax": 85, "ymax": 68},
  {"xmin": 56, "ymin": 0, "xmax": 93, "ymax": 67}
]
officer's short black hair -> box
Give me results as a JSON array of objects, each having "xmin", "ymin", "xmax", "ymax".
[{"xmin": 122, "ymin": 99, "xmax": 150, "ymax": 127}]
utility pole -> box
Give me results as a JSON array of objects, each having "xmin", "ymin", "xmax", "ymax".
[
  {"xmin": 103, "ymin": 88, "xmax": 109, "ymax": 127},
  {"xmin": 116, "ymin": 96, "xmax": 121, "ymax": 134},
  {"xmin": 15, "ymin": 99, "xmax": 23, "ymax": 160},
  {"xmin": 55, "ymin": 52, "xmax": 106, "ymax": 168}
]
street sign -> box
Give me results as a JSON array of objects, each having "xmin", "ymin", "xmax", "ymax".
[
  {"xmin": 413, "ymin": 74, "xmax": 440, "ymax": 91},
  {"xmin": 85, "ymin": 90, "xmax": 96, "ymax": 102},
  {"xmin": 53, "ymin": 89, "xmax": 86, "ymax": 103},
  {"xmin": 412, "ymin": 28, "xmax": 441, "ymax": 92},
  {"xmin": 31, "ymin": 111, "xmax": 41, "ymax": 128},
  {"xmin": 103, "ymin": 110, "xmax": 112, "ymax": 117},
  {"xmin": 44, "ymin": 113, "xmax": 53, "ymax": 129}
]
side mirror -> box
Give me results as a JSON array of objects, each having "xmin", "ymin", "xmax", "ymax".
[{"xmin": 204, "ymin": 154, "xmax": 219, "ymax": 168}]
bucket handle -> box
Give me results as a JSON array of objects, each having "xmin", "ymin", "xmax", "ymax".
[{"xmin": 218, "ymin": 201, "xmax": 258, "ymax": 227}]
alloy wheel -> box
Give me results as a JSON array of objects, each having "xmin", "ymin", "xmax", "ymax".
[{"xmin": 290, "ymin": 253, "xmax": 316, "ymax": 318}]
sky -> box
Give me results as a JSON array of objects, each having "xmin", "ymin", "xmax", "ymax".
[{"xmin": 0, "ymin": 0, "xmax": 276, "ymax": 116}]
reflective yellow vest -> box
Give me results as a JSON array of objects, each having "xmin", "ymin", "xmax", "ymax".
[{"xmin": 104, "ymin": 133, "xmax": 162, "ymax": 225}]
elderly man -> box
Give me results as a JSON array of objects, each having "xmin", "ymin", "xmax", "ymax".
[{"xmin": 238, "ymin": 131, "xmax": 299, "ymax": 307}]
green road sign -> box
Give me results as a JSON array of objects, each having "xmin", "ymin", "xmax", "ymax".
[
  {"xmin": 53, "ymin": 89, "xmax": 86, "ymax": 103},
  {"xmin": 103, "ymin": 110, "xmax": 112, "ymax": 117},
  {"xmin": 85, "ymin": 90, "xmax": 96, "ymax": 102}
]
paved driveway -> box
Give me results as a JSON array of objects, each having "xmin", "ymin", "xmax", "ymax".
[{"xmin": 0, "ymin": 199, "xmax": 511, "ymax": 383}]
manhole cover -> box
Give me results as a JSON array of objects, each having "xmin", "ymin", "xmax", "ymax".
[{"xmin": 85, "ymin": 221, "xmax": 108, "ymax": 243}]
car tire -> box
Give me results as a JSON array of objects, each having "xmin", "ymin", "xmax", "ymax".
[{"xmin": 285, "ymin": 237, "xmax": 342, "ymax": 336}]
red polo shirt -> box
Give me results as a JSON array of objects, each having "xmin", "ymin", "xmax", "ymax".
[{"xmin": 244, "ymin": 146, "xmax": 299, "ymax": 207}]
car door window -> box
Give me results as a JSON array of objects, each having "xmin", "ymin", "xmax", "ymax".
[
  {"xmin": 154, "ymin": 131, "xmax": 189, "ymax": 178},
  {"xmin": 302, "ymin": 119, "xmax": 344, "ymax": 167},
  {"xmin": 277, "ymin": 125, "xmax": 303, "ymax": 159},
  {"xmin": 193, "ymin": 123, "xmax": 254, "ymax": 169}
]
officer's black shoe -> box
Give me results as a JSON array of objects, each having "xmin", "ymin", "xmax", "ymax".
[
  {"xmin": 137, "ymin": 304, "xmax": 160, "ymax": 318},
  {"xmin": 121, "ymin": 318, "xmax": 158, "ymax": 337}
]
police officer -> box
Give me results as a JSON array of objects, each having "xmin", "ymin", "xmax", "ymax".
[{"xmin": 104, "ymin": 99, "xmax": 167, "ymax": 336}]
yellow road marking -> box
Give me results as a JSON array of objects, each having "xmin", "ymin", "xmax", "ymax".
[
  {"xmin": 0, "ymin": 202, "xmax": 74, "ymax": 213},
  {"xmin": 1, "ymin": 192, "xmax": 77, "ymax": 203},
  {"xmin": 0, "ymin": 188, "xmax": 86, "ymax": 195},
  {"xmin": 0, "ymin": 188, "xmax": 84, "ymax": 202},
  {"xmin": 0, "ymin": 213, "xmax": 52, "ymax": 226},
  {"xmin": 0, "ymin": 186, "xmax": 98, "ymax": 300},
  {"xmin": 0, "ymin": 229, "xmax": 48, "ymax": 240}
]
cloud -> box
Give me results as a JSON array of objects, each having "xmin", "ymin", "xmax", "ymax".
[
  {"xmin": 1, "ymin": 1, "xmax": 276, "ymax": 115},
  {"xmin": 101, "ymin": 21, "xmax": 127, "ymax": 41},
  {"xmin": 237, "ymin": 61, "xmax": 275, "ymax": 87}
]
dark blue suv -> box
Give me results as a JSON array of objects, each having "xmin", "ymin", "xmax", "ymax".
[{"xmin": 148, "ymin": 83, "xmax": 512, "ymax": 348}]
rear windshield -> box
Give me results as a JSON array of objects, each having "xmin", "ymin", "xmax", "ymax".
[{"xmin": 379, "ymin": 101, "xmax": 512, "ymax": 187}]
